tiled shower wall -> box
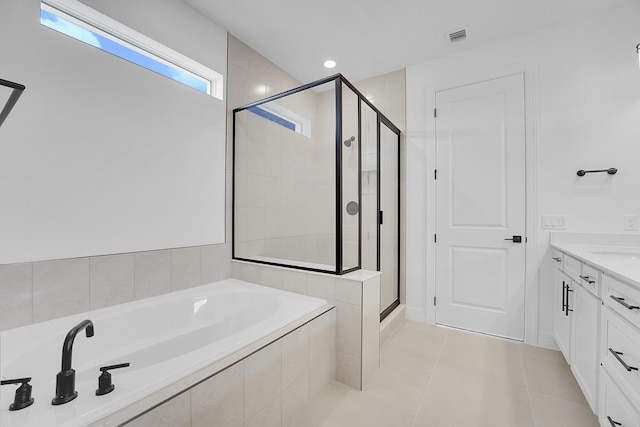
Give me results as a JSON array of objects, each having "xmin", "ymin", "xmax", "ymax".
[
  {"xmin": 228, "ymin": 34, "xmax": 406, "ymax": 285},
  {"xmin": 233, "ymin": 79, "xmax": 336, "ymax": 266}
]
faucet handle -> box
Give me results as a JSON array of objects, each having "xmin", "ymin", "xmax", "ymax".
[
  {"xmin": 1, "ymin": 377, "xmax": 35, "ymax": 411},
  {"xmin": 96, "ymin": 363, "xmax": 130, "ymax": 396}
]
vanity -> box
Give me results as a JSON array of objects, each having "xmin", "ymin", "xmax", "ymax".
[{"xmin": 551, "ymin": 233, "xmax": 640, "ymax": 427}]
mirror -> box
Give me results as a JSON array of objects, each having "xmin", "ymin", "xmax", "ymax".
[{"xmin": 0, "ymin": 79, "xmax": 25, "ymax": 127}]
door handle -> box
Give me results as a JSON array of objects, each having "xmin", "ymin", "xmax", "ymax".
[{"xmin": 504, "ymin": 235, "xmax": 522, "ymax": 243}]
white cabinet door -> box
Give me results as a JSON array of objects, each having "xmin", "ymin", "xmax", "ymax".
[
  {"xmin": 555, "ymin": 270, "xmax": 573, "ymax": 363},
  {"xmin": 599, "ymin": 369, "xmax": 640, "ymax": 427},
  {"xmin": 572, "ymin": 283, "xmax": 600, "ymax": 413}
]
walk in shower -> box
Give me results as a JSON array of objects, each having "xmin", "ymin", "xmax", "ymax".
[{"xmin": 232, "ymin": 74, "xmax": 400, "ymax": 318}]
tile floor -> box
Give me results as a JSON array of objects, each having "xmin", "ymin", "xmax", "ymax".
[{"xmin": 302, "ymin": 321, "xmax": 599, "ymax": 427}]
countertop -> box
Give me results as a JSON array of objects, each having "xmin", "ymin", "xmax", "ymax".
[{"xmin": 551, "ymin": 241, "xmax": 640, "ymax": 288}]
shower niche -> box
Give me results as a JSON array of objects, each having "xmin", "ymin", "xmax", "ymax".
[{"xmin": 233, "ymin": 74, "xmax": 400, "ymax": 317}]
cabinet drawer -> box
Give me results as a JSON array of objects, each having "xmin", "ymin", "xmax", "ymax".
[
  {"xmin": 579, "ymin": 263, "xmax": 601, "ymax": 298},
  {"xmin": 563, "ymin": 254, "xmax": 582, "ymax": 282},
  {"xmin": 552, "ymin": 250, "xmax": 564, "ymax": 270},
  {"xmin": 602, "ymin": 307, "xmax": 640, "ymax": 399},
  {"xmin": 604, "ymin": 275, "xmax": 640, "ymax": 330},
  {"xmin": 599, "ymin": 369, "xmax": 640, "ymax": 427}
]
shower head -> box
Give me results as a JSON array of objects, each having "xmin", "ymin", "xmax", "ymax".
[{"xmin": 344, "ymin": 136, "xmax": 355, "ymax": 147}]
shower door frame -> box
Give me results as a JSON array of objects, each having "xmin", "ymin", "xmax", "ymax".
[
  {"xmin": 232, "ymin": 73, "xmax": 401, "ymax": 293},
  {"xmin": 377, "ymin": 114, "xmax": 401, "ymax": 321}
]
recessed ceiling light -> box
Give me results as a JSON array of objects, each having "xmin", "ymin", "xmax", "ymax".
[{"xmin": 324, "ymin": 60, "xmax": 336, "ymax": 69}]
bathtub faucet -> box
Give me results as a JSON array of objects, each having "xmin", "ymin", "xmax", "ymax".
[{"xmin": 52, "ymin": 319, "xmax": 94, "ymax": 405}]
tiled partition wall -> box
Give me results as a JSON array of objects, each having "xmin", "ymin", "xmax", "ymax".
[
  {"xmin": 109, "ymin": 307, "xmax": 336, "ymax": 427},
  {"xmin": 232, "ymin": 260, "xmax": 380, "ymax": 390},
  {"xmin": 0, "ymin": 245, "xmax": 228, "ymax": 331}
]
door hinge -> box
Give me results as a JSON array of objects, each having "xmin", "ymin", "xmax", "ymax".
[
  {"xmin": 434, "ymin": 169, "xmax": 437, "ymax": 180},
  {"xmin": 434, "ymin": 296, "xmax": 437, "ymax": 305},
  {"xmin": 434, "ymin": 234, "xmax": 437, "ymax": 243},
  {"xmin": 434, "ymin": 108, "xmax": 437, "ymax": 118}
]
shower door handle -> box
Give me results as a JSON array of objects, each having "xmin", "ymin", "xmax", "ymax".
[{"xmin": 378, "ymin": 211, "xmax": 383, "ymax": 225}]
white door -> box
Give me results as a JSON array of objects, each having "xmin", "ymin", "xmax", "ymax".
[{"xmin": 435, "ymin": 73, "xmax": 526, "ymax": 340}]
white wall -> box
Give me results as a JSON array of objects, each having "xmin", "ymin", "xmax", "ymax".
[
  {"xmin": 0, "ymin": 0, "xmax": 227, "ymax": 264},
  {"xmin": 406, "ymin": 1, "xmax": 640, "ymax": 345}
]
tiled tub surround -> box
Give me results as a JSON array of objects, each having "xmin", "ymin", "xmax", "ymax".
[
  {"xmin": 120, "ymin": 309, "xmax": 335, "ymax": 427},
  {"xmin": 232, "ymin": 260, "xmax": 380, "ymax": 389},
  {"xmin": 1, "ymin": 280, "xmax": 335, "ymax": 427},
  {"xmin": 0, "ymin": 243, "xmax": 228, "ymax": 332}
]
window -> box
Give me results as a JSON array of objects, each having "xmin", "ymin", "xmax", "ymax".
[
  {"xmin": 40, "ymin": 0, "xmax": 223, "ymax": 99},
  {"xmin": 247, "ymin": 106, "xmax": 297, "ymax": 132},
  {"xmin": 247, "ymin": 102, "xmax": 312, "ymax": 137}
]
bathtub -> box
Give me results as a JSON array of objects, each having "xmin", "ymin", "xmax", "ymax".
[{"xmin": 0, "ymin": 279, "xmax": 331, "ymax": 427}]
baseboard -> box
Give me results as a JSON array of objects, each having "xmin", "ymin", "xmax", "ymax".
[
  {"xmin": 380, "ymin": 304, "xmax": 406, "ymax": 345},
  {"xmin": 405, "ymin": 306, "xmax": 427, "ymax": 322},
  {"xmin": 536, "ymin": 331, "xmax": 560, "ymax": 350}
]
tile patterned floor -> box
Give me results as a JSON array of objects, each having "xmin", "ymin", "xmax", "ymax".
[{"xmin": 303, "ymin": 321, "xmax": 599, "ymax": 427}]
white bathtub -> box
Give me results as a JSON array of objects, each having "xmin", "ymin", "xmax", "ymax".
[{"xmin": 0, "ymin": 279, "xmax": 329, "ymax": 427}]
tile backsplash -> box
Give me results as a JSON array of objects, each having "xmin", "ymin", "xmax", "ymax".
[{"xmin": 0, "ymin": 243, "xmax": 229, "ymax": 331}]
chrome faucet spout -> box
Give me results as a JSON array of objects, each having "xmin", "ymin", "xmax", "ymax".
[{"xmin": 52, "ymin": 319, "xmax": 94, "ymax": 405}]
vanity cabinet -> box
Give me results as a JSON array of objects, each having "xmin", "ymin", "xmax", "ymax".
[
  {"xmin": 554, "ymin": 257, "xmax": 572, "ymax": 362},
  {"xmin": 552, "ymin": 250, "xmax": 601, "ymax": 413},
  {"xmin": 572, "ymin": 282, "xmax": 600, "ymax": 409},
  {"xmin": 599, "ymin": 369, "xmax": 640, "ymax": 427},
  {"xmin": 551, "ymin": 236, "xmax": 640, "ymax": 424},
  {"xmin": 599, "ymin": 274, "xmax": 640, "ymax": 425}
]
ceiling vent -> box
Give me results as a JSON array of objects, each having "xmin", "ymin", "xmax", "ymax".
[{"xmin": 447, "ymin": 28, "xmax": 468, "ymax": 44}]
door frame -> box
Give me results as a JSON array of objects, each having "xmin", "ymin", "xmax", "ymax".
[{"xmin": 425, "ymin": 64, "xmax": 540, "ymax": 345}]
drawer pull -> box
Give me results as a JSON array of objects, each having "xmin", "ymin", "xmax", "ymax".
[
  {"xmin": 552, "ymin": 257, "xmax": 562, "ymax": 262},
  {"xmin": 579, "ymin": 275, "xmax": 595, "ymax": 284},
  {"xmin": 607, "ymin": 415, "xmax": 622, "ymax": 427},
  {"xmin": 607, "ymin": 416, "xmax": 622, "ymax": 426},
  {"xmin": 609, "ymin": 348, "xmax": 639, "ymax": 372},
  {"xmin": 610, "ymin": 295, "xmax": 640, "ymax": 311}
]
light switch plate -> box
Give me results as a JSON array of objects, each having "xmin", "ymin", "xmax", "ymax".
[
  {"xmin": 542, "ymin": 215, "xmax": 567, "ymax": 229},
  {"xmin": 624, "ymin": 215, "xmax": 638, "ymax": 231}
]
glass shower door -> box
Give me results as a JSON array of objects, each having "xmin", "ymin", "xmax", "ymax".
[{"xmin": 379, "ymin": 121, "xmax": 399, "ymax": 318}]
